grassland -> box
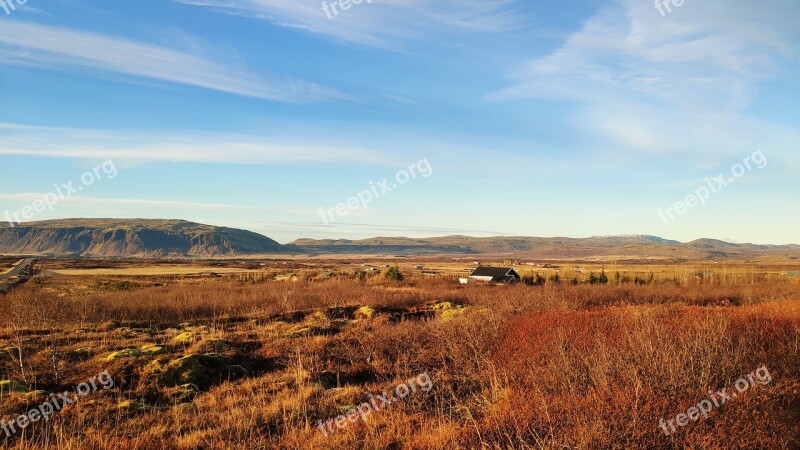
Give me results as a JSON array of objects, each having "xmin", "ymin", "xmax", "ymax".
[{"xmin": 0, "ymin": 259, "xmax": 798, "ymax": 449}]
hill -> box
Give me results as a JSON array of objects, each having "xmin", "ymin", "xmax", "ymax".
[
  {"xmin": 0, "ymin": 219, "xmax": 286, "ymax": 257},
  {"xmin": 1, "ymin": 220, "xmax": 796, "ymax": 259},
  {"xmin": 289, "ymin": 235, "xmax": 800, "ymax": 259}
]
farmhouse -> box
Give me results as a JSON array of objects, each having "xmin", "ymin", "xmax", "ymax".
[{"xmin": 468, "ymin": 266, "xmax": 521, "ymax": 285}]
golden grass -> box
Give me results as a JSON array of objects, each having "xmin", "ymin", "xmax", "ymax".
[{"xmin": 0, "ymin": 267, "xmax": 798, "ymax": 449}]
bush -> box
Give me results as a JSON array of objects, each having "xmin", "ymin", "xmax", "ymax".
[{"xmin": 385, "ymin": 265, "xmax": 404, "ymax": 281}]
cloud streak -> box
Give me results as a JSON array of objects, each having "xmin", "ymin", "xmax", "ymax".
[
  {"xmin": 0, "ymin": 193, "xmax": 264, "ymax": 211},
  {"xmin": 489, "ymin": 0, "xmax": 800, "ymax": 161},
  {"xmin": 0, "ymin": 123, "xmax": 387, "ymax": 165},
  {"xmin": 175, "ymin": 0, "xmax": 525, "ymax": 49},
  {"xmin": 0, "ymin": 20, "xmax": 342, "ymax": 103}
]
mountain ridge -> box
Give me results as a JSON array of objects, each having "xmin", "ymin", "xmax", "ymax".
[
  {"xmin": 0, "ymin": 219, "xmax": 286, "ymax": 257},
  {"xmin": 1, "ymin": 219, "xmax": 797, "ymax": 258}
]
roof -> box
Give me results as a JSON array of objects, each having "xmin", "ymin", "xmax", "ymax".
[{"xmin": 469, "ymin": 266, "xmax": 520, "ymax": 280}]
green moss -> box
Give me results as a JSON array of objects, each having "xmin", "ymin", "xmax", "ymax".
[
  {"xmin": 105, "ymin": 344, "xmax": 166, "ymax": 361},
  {"xmin": 0, "ymin": 380, "xmax": 28, "ymax": 396},
  {"xmin": 440, "ymin": 308, "xmax": 467, "ymax": 321},
  {"xmin": 117, "ymin": 400, "xmax": 150, "ymax": 411},
  {"xmin": 152, "ymin": 353, "xmax": 246, "ymax": 390},
  {"xmin": 140, "ymin": 344, "xmax": 166, "ymax": 355},
  {"xmin": 208, "ymin": 339, "xmax": 231, "ymax": 352},
  {"xmin": 354, "ymin": 306, "xmax": 376, "ymax": 319},
  {"xmin": 432, "ymin": 302, "xmax": 455, "ymax": 310}
]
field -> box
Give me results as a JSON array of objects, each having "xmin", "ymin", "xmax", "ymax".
[{"xmin": 0, "ymin": 258, "xmax": 798, "ymax": 449}]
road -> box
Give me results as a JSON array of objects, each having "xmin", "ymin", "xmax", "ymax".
[{"xmin": 0, "ymin": 258, "xmax": 35, "ymax": 280}]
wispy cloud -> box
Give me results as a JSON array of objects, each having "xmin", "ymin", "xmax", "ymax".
[
  {"xmin": 0, "ymin": 20, "xmax": 343, "ymax": 103},
  {"xmin": 489, "ymin": 0, "xmax": 800, "ymax": 160},
  {"xmin": 0, "ymin": 123, "xmax": 388, "ymax": 165},
  {"xmin": 175, "ymin": 0, "xmax": 525, "ymax": 49},
  {"xmin": 0, "ymin": 193, "xmax": 264, "ymax": 211}
]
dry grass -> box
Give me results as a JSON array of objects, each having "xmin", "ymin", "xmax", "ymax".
[{"xmin": 0, "ymin": 268, "xmax": 798, "ymax": 449}]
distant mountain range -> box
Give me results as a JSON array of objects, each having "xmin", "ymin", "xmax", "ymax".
[
  {"xmin": 289, "ymin": 235, "xmax": 799, "ymax": 259},
  {"xmin": 0, "ymin": 219, "xmax": 797, "ymax": 259}
]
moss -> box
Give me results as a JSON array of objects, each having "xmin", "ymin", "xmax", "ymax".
[
  {"xmin": 105, "ymin": 348, "xmax": 143, "ymax": 361},
  {"xmin": 149, "ymin": 353, "xmax": 246, "ymax": 390},
  {"xmin": 25, "ymin": 390, "xmax": 47, "ymax": 399},
  {"xmin": 354, "ymin": 306, "xmax": 376, "ymax": 320},
  {"xmin": 0, "ymin": 380, "xmax": 28, "ymax": 396},
  {"xmin": 105, "ymin": 344, "xmax": 166, "ymax": 361},
  {"xmin": 168, "ymin": 383, "xmax": 200, "ymax": 403},
  {"xmin": 284, "ymin": 326, "xmax": 312, "ymax": 338},
  {"xmin": 174, "ymin": 332, "xmax": 196, "ymax": 343},
  {"xmin": 140, "ymin": 344, "xmax": 166, "ymax": 355},
  {"xmin": 208, "ymin": 339, "xmax": 231, "ymax": 352},
  {"xmin": 440, "ymin": 308, "xmax": 467, "ymax": 321},
  {"xmin": 304, "ymin": 311, "xmax": 328, "ymax": 325},
  {"xmin": 117, "ymin": 400, "xmax": 150, "ymax": 411}
]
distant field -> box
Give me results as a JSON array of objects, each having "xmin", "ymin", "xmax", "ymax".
[{"xmin": 51, "ymin": 267, "xmax": 259, "ymax": 276}]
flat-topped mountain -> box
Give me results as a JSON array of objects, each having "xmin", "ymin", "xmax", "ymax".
[{"xmin": 0, "ymin": 219, "xmax": 286, "ymax": 257}]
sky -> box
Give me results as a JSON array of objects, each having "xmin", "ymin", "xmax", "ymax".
[{"xmin": 0, "ymin": 0, "xmax": 798, "ymax": 244}]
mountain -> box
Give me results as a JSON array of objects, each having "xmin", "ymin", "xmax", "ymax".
[
  {"xmin": 0, "ymin": 219, "xmax": 286, "ymax": 257},
  {"xmin": 289, "ymin": 235, "xmax": 800, "ymax": 259},
  {"xmin": 1, "ymin": 219, "xmax": 796, "ymax": 259}
]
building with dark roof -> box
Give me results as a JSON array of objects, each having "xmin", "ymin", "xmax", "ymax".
[{"xmin": 468, "ymin": 266, "xmax": 521, "ymax": 285}]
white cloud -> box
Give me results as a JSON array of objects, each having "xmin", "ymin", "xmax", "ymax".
[
  {"xmin": 0, "ymin": 20, "xmax": 343, "ymax": 103},
  {"xmin": 0, "ymin": 123, "xmax": 387, "ymax": 165},
  {"xmin": 489, "ymin": 0, "xmax": 800, "ymax": 161},
  {"xmin": 175, "ymin": 0, "xmax": 525, "ymax": 48},
  {"xmin": 0, "ymin": 193, "xmax": 262, "ymax": 211}
]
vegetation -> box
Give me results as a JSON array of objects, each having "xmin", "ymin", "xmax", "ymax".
[
  {"xmin": 0, "ymin": 261, "xmax": 797, "ymax": 449},
  {"xmin": 384, "ymin": 265, "xmax": 404, "ymax": 282}
]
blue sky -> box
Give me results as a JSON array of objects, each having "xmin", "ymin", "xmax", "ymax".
[{"xmin": 1, "ymin": 0, "xmax": 798, "ymax": 244}]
